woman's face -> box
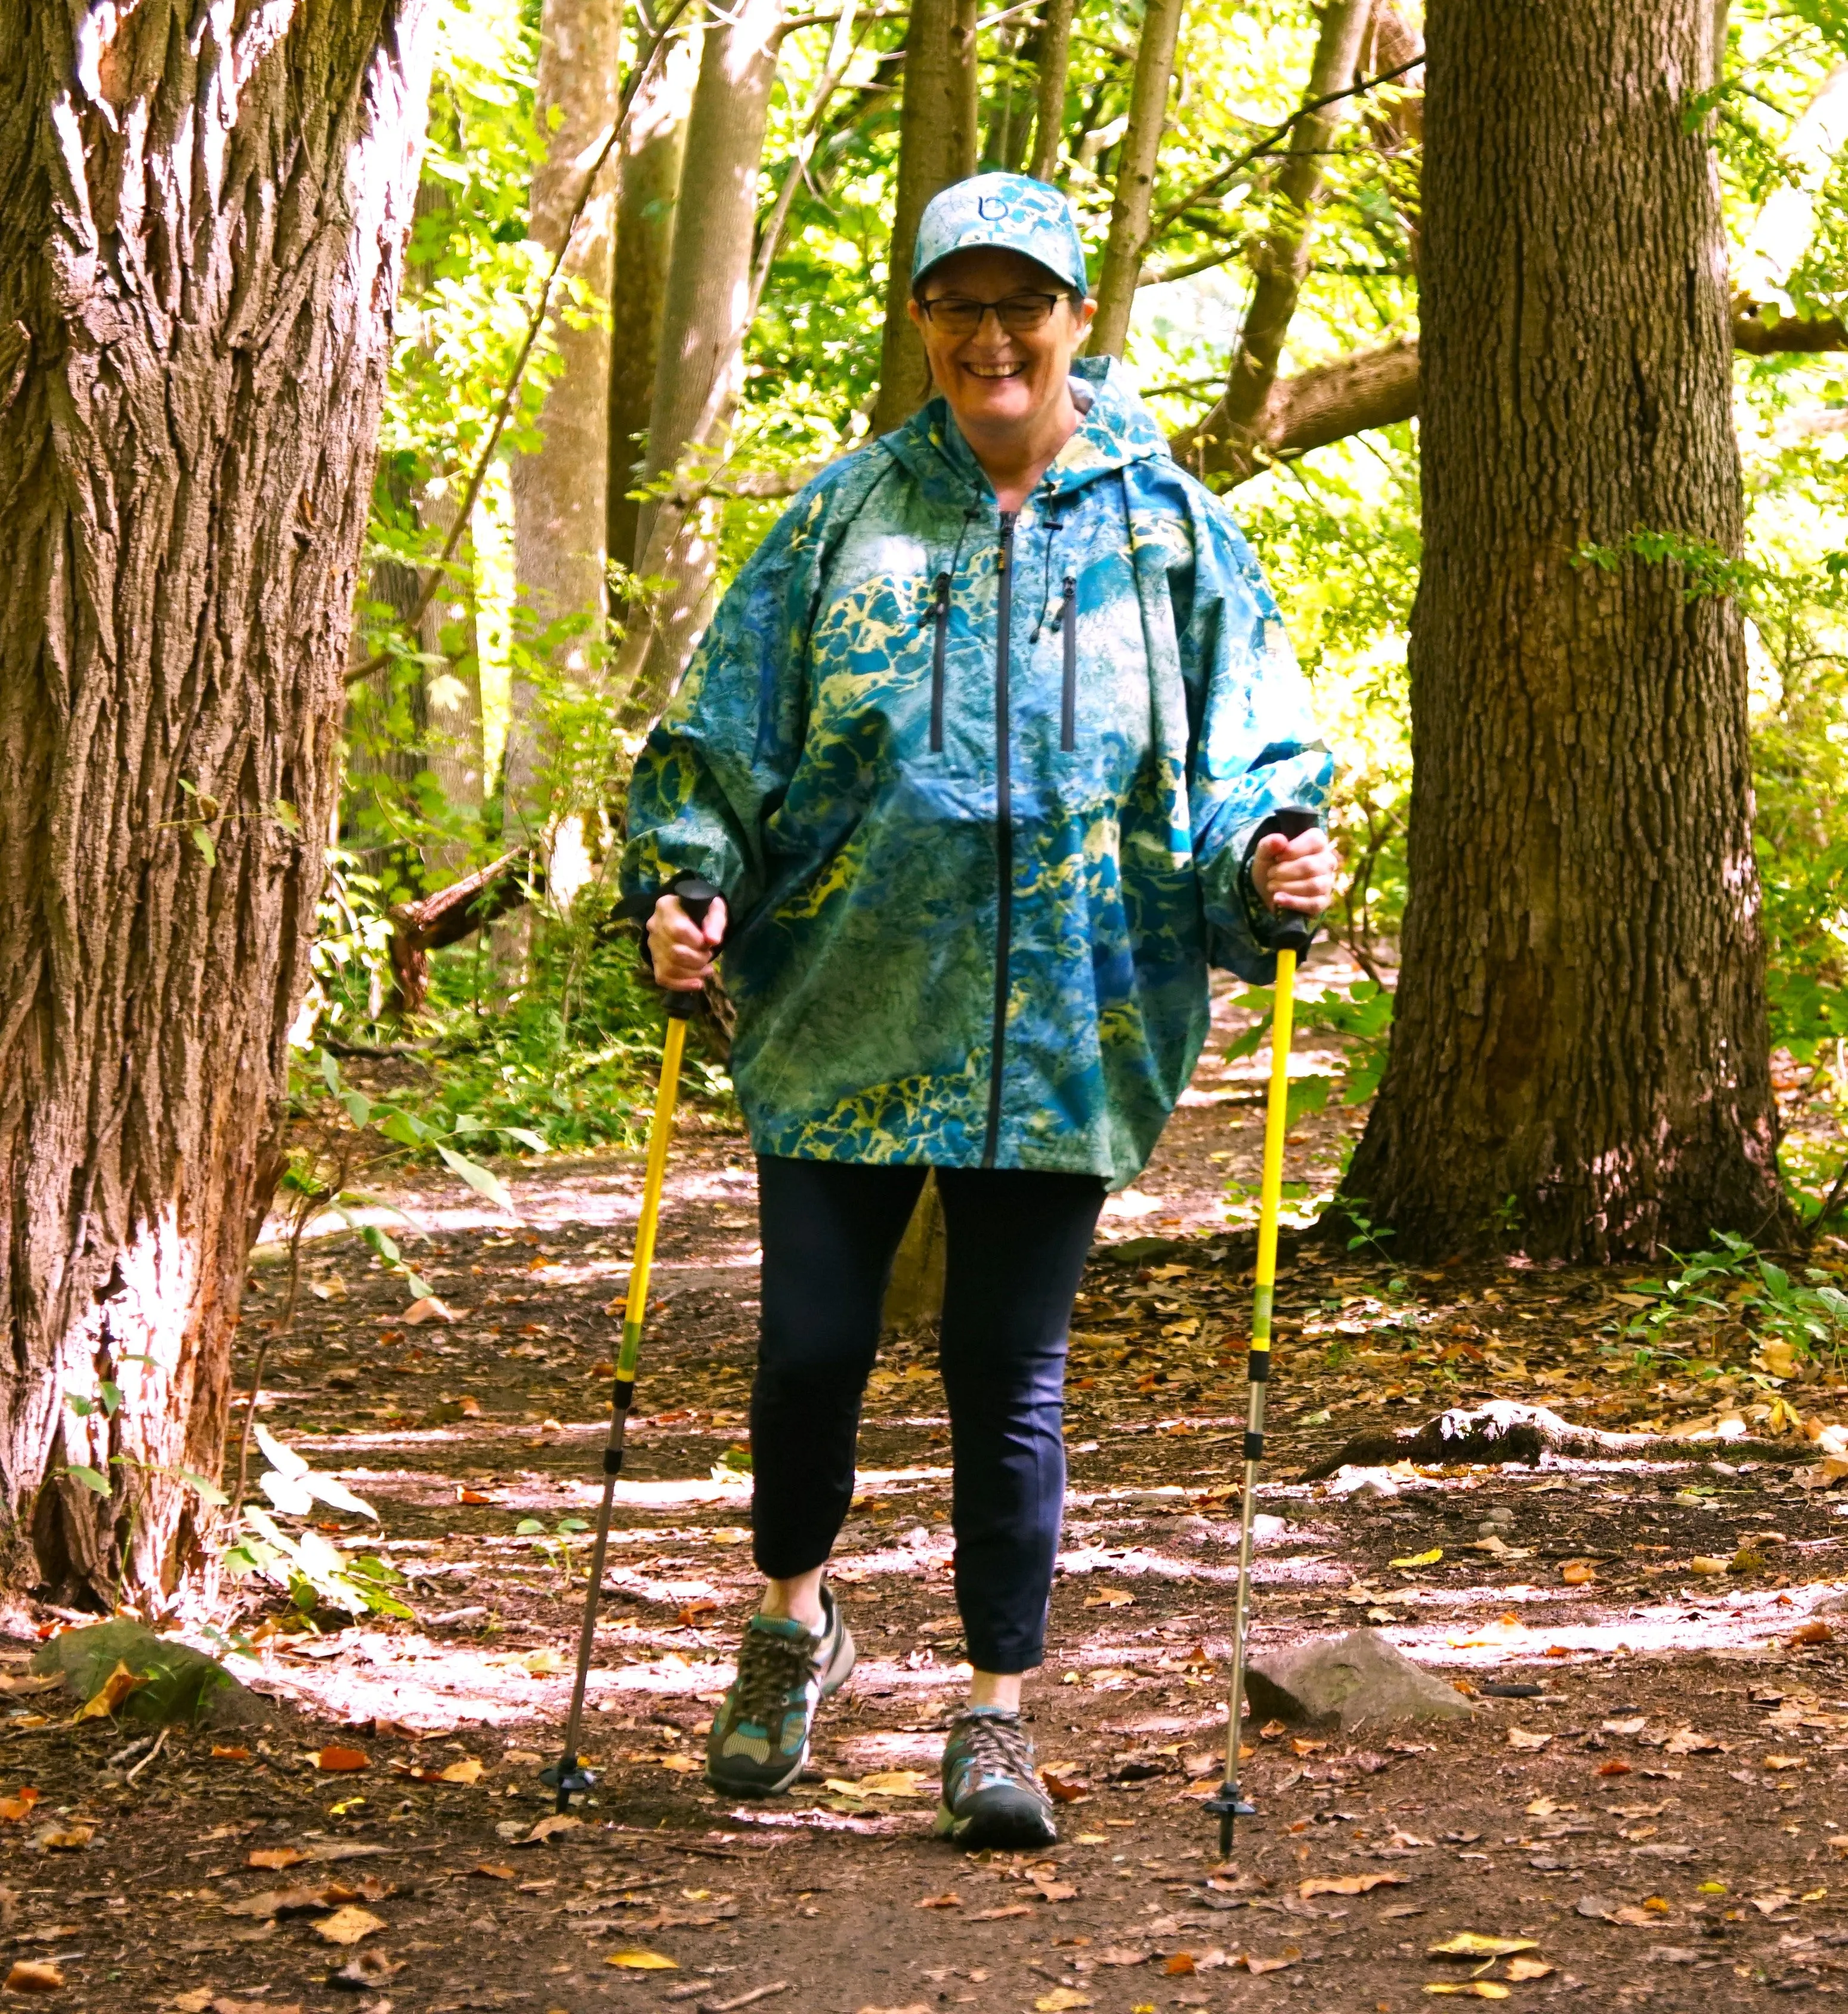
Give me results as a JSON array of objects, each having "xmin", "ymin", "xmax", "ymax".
[{"xmin": 909, "ymin": 247, "xmax": 1095, "ymax": 446}]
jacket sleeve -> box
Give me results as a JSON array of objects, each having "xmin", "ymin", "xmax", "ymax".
[
  {"xmin": 619, "ymin": 468, "xmax": 850, "ymax": 919},
  {"xmin": 1172, "ymin": 488, "xmax": 1334, "ymax": 983}
]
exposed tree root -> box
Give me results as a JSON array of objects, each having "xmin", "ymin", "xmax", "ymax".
[{"xmin": 1298, "ymin": 1400, "xmax": 1815, "ymax": 1478}]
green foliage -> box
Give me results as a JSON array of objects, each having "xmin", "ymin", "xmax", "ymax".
[
  {"xmin": 1612, "ymin": 1229, "xmax": 1848, "ymax": 1371},
  {"xmin": 223, "ymin": 1428, "xmax": 412, "ymax": 1621}
]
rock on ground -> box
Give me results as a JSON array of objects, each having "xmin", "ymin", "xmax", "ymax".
[{"xmin": 1244, "ymin": 1627, "xmax": 1473, "ymax": 1729}]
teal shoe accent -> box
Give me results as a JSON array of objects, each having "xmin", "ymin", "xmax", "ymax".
[
  {"xmin": 705, "ymin": 1587, "xmax": 855, "ymax": 1798},
  {"xmin": 934, "ymin": 1705, "xmax": 1057, "ymax": 1849}
]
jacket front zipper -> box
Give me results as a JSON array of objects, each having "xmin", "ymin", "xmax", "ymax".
[
  {"xmin": 982, "ymin": 512, "xmax": 1016, "ymax": 1169},
  {"xmin": 1059, "ymin": 572, "xmax": 1078, "ymax": 752},
  {"xmin": 928, "ymin": 571, "xmax": 950, "ymax": 752}
]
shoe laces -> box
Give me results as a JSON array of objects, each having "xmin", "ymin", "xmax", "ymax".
[
  {"xmin": 733, "ymin": 1621, "xmax": 820, "ymax": 1726},
  {"xmin": 952, "ymin": 1709, "xmax": 1036, "ymax": 1783}
]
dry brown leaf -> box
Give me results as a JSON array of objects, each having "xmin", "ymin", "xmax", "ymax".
[
  {"xmin": 438, "ymin": 1757, "xmax": 484, "ymax": 1784},
  {"xmin": 1506, "ymin": 1728, "xmax": 1552, "ymax": 1751},
  {"xmin": 0, "ymin": 1791, "xmax": 39, "ymax": 1824},
  {"xmin": 1042, "ymin": 1771, "xmax": 1087, "ymax": 1803},
  {"xmin": 458, "ymin": 1395, "xmax": 483, "ymax": 1418},
  {"xmin": 210, "ymin": 1744, "xmax": 251, "ymax": 1762},
  {"xmin": 968, "ymin": 1904, "xmax": 1036, "ymax": 1922},
  {"xmin": 471, "ymin": 1863, "xmax": 518, "ymax": 1880},
  {"xmin": 1423, "ymin": 1987, "xmax": 1509, "ymax": 2001},
  {"xmin": 1505, "ymin": 1959, "xmax": 1553, "ymax": 1982},
  {"xmin": 1561, "ymin": 1562, "xmax": 1596, "ymax": 1586},
  {"xmin": 1083, "ymin": 1588, "xmax": 1135, "ymax": 1608},
  {"xmin": 1609, "ymin": 1906, "xmax": 1656, "ymax": 1927},
  {"xmin": 1763, "ymin": 1754, "xmax": 1806, "ymax": 1771},
  {"xmin": 36, "ymin": 1825, "xmax": 93, "ymax": 1851},
  {"xmin": 1034, "ymin": 1993, "xmax": 1092, "ymax": 2012},
  {"xmin": 1300, "ymin": 1873, "xmax": 1410, "ymax": 1898},
  {"xmin": 1689, "ymin": 1556, "xmax": 1728, "ymax": 1576},
  {"xmin": 403, "ymin": 1296, "xmax": 458, "ymax": 1326},
  {"xmin": 1033, "ymin": 1880, "xmax": 1078, "ymax": 1902},
  {"xmin": 247, "ymin": 1848, "xmax": 307, "ymax": 1870},
  {"xmin": 2, "ymin": 1963, "xmax": 64, "ymax": 1995},
  {"xmin": 915, "ymin": 1893, "xmax": 961, "ymax": 1909},
  {"xmin": 72, "ymin": 1660, "xmax": 145, "ymax": 1723},
  {"xmin": 1092, "ymin": 1949, "xmax": 1150, "ymax": 1967},
  {"xmin": 1244, "ymin": 1953, "xmax": 1297, "ymax": 1975},
  {"xmin": 1429, "ymin": 1935, "xmax": 1537, "ymax": 1959},
  {"xmin": 314, "ymin": 1746, "xmax": 369, "ymax": 1774},
  {"xmin": 1161, "ymin": 1953, "xmax": 1196, "ymax": 1976},
  {"xmin": 458, "ymin": 1488, "xmax": 492, "ymax": 1506},
  {"xmin": 312, "ymin": 1906, "xmax": 387, "ymax": 1945},
  {"xmin": 605, "ymin": 1952, "xmax": 678, "ymax": 1970},
  {"xmin": 1790, "ymin": 1621, "xmax": 1833, "ymax": 1645}
]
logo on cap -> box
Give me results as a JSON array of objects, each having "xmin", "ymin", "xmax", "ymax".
[{"xmin": 977, "ymin": 195, "xmax": 1009, "ymax": 221}]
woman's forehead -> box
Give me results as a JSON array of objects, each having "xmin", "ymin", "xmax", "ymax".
[{"xmin": 920, "ymin": 246, "xmax": 1067, "ymax": 296}]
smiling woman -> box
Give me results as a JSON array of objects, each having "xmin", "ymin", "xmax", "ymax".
[{"xmin": 621, "ymin": 168, "xmax": 1335, "ymax": 1852}]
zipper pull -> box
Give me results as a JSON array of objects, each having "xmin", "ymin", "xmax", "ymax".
[{"xmin": 920, "ymin": 571, "xmax": 950, "ymax": 625}]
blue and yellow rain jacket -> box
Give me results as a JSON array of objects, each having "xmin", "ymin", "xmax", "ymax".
[{"xmin": 620, "ymin": 357, "xmax": 1331, "ymax": 1188}]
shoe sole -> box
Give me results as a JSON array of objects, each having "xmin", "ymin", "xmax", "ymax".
[
  {"xmin": 933, "ymin": 1796, "xmax": 1058, "ymax": 1851},
  {"xmin": 705, "ymin": 1615, "xmax": 857, "ymax": 1800}
]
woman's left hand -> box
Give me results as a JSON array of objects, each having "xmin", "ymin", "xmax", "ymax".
[{"xmin": 1253, "ymin": 826, "xmax": 1339, "ymax": 915}]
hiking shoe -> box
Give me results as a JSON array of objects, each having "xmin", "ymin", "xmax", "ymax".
[
  {"xmin": 934, "ymin": 1705, "xmax": 1057, "ymax": 1849},
  {"xmin": 705, "ymin": 1587, "xmax": 855, "ymax": 1797}
]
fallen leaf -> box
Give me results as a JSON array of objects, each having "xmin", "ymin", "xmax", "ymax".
[
  {"xmin": 915, "ymin": 1894, "xmax": 961, "ymax": 1910},
  {"xmin": 1300, "ymin": 1874, "xmax": 1410, "ymax": 1898},
  {"xmin": 1084, "ymin": 1589, "xmax": 1135, "ymax": 1608},
  {"xmin": 315, "ymin": 1746, "xmax": 369, "ymax": 1774},
  {"xmin": 1602, "ymin": 1718, "xmax": 1648, "ymax": 1736},
  {"xmin": 1243, "ymin": 1954, "xmax": 1297, "ymax": 1975},
  {"xmin": 1034, "ymin": 1880, "xmax": 1078, "ymax": 1902},
  {"xmin": 675, "ymin": 1600, "xmax": 717, "ymax": 1627},
  {"xmin": 1035, "ymin": 1991, "xmax": 1092, "ymax": 2010},
  {"xmin": 605, "ymin": 1952, "xmax": 678, "ymax": 1970},
  {"xmin": 329, "ymin": 1952, "xmax": 402, "ymax": 1990},
  {"xmin": 1561, "ymin": 1562, "xmax": 1596, "ymax": 1586},
  {"xmin": 1597, "ymin": 1760, "xmax": 1633, "ymax": 1777},
  {"xmin": 1763, "ymin": 1754, "xmax": 1806, "ymax": 1771},
  {"xmin": 1791, "ymin": 1621, "xmax": 1833, "ymax": 1645},
  {"xmin": 1423, "ymin": 1987, "xmax": 1510, "ymax": 2001},
  {"xmin": 1429, "ymin": 1935, "xmax": 1538, "ymax": 1959},
  {"xmin": 1689, "ymin": 1556, "xmax": 1728, "ymax": 1576},
  {"xmin": 168, "ymin": 1992, "xmax": 216, "ymax": 2012},
  {"xmin": 1391, "ymin": 1548, "xmax": 1444, "ymax": 1568},
  {"xmin": 1609, "ymin": 1907, "xmax": 1656, "ymax": 1927},
  {"xmin": 248, "ymin": 1848, "xmax": 308, "ymax": 1870},
  {"xmin": 1505, "ymin": 1959, "xmax": 1553, "ymax": 1982},
  {"xmin": 312, "ymin": 1907, "xmax": 386, "ymax": 1946},
  {"xmin": 1506, "ymin": 1729, "xmax": 1552, "ymax": 1751},
  {"xmin": 438, "ymin": 1757, "xmax": 484, "ymax": 1784},
  {"xmin": 524, "ymin": 1814, "xmax": 583, "ymax": 1845},
  {"xmin": 0, "ymin": 1791, "xmax": 39, "ymax": 1824},
  {"xmin": 1661, "ymin": 1728, "xmax": 1722, "ymax": 1756},
  {"xmin": 1092, "ymin": 1949, "xmax": 1150, "ymax": 1967},
  {"xmin": 72, "ymin": 1659, "xmax": 146, "ymax": 1722},
  {"xmin": 1525, "ymin": 1797, "xmax": 1559, "ymax": 1817},
  {"xmin": 458, "ymin": 1488, "xmax": 492, "ymax": 1506},
  {"xmin": 36, "ymin": 1825, "xmax": 94, "ymax": 1851},
  {"xmin": 2, "ymin": 1964, "xmax": 63, "ymax": 1995},
  {"xmin": 211, "ymin": 1744, "xmax": 251, "ymax": 1762},
  {"xmin": 1161, "ymin": 1954, "xmax": 1195, "ymax": 1976},
  {"xmin": 856, "ymin": 1770, "xmax": 928, "ymax": 1797},
  {"xmin": 1042, "ymin": 1771, "xmax": 1088, "ymax": 1803},
  {"xmin": 471, "ymin": 1863, "xmax": 518, "ymax": 1880},
  {"xmin": 969, "ymin": 1904, "xmax": 1036, "ymax": 1922},
  {"xmin": 458, "ymin": 1395, "xmax": 483, "ymax": 1417},
  {"xmin": 1752, "ymin": 1893, "xmax": 1797, "ymax": 1917},
  {"xmin": 403, "ymin": 1296, "xmax": 458, "ymax": 1325}
]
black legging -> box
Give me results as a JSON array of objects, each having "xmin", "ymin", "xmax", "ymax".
[{"xmin": 750, "ymin": 1156, "xmax": 1106, "ymax": 1674}]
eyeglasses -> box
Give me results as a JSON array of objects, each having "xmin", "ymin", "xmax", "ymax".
[{"xmin": 917, "ymin": 292, "xmax": 1065, "ymax": 335}]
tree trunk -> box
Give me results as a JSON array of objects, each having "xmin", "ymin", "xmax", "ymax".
[
  {"xmin": 505, "ymin": 0, "xmax": 622, "ymax": 848},
  {"xmin": 0, "ymin": 0, "xmax": 437, "ymax": 1601},
  {"xmin": 1028, "ymin": 0, "xmax": 1077, "ymax": 184},
  {"xmin": 607, "ymin": 28, "xmax": 699, "ymax": 592},
  {"xmin": 870, "ymin": 0, "xmax": 980, "ymax": 437},
  {"xmin": 419, "ymin": 491, "xmax": 486, "ymax": 883},
  {"xmin": 1168, "ymin": 0, "xmax": 1376, "ymax": 458},
  {"xmin": 1339, "ymin": 0, "xmax": 1784, "ymax": 1263},
  {"xmin": 1089, "ymin": 0, "xmax": 1189, "ymax": 359},
  {"xmin": 623, "ymin": 0, "xmax": 787, "ymax": 725}
]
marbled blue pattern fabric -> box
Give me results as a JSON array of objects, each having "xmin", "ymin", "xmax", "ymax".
[
  {"xmin": 912, "ymin": 172, "xmax": 1091, "ymax": 296},
  {"xmin": 620, "ymin": 358, "xmax": 1331, "ymax": 1188}
]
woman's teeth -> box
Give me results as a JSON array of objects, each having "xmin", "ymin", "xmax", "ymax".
[{"xmin": 966, "ymin": 363, "xmax": 1024, "ymax": 379}]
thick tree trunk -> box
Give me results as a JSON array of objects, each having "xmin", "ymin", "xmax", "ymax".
[
  {"xmin": 1168, "ymin": 0, "xmax": 1376, "ymax": 456},
  {"xmin": 0, "ymin": 0, "xmax": 436, "ymax": 1601},
  {"xmin": 871, "ymin": 0, "xmax": 979, "ymax": 437},
  {"xmin": 505, "ymin": 0, "xmax": 622, "ymax": 847},
  {"xmin": 1089, "ymin": 0, "xmax": 1189, "ymax": 359},
  {"xmin": 1028, "ymin": 0, "xmax": 1077, "ymax": 184},
  {"xmin": 623, "ymin": 0, "xmax": 787, "ymax": 723},
  {"xmin": 607, "ymin": 30, "xmax": 699, "ymax": 590},
  {"xmin": 1340, "ymin": 0, "xmax": 1782, "ymax": 1262}
]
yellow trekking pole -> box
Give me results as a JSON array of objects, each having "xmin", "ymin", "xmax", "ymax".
[
  {"xmin": 1209, "ymin": 811, "xmax": 1318, "ymax": 1858},
  {"xmin": 545, "ymin": 878, "xmax": 718, "ymax": 1809}
]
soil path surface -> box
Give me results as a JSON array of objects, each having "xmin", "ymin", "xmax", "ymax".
[{"xmin": 10, "ymin": 956, "xmax": 1848, "ymax": 2011}]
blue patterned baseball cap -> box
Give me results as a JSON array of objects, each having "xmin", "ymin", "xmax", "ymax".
[{"xmin": 911, "ymin": 173, "xmax": 1090, "ymax": 298}]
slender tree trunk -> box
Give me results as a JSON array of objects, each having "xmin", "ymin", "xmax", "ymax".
[
  {"xmin": 871, "ymin": 0, "xmax": 979, "ymax": 437},
  {"xmin": 607, "ymin": 28, "xmax": 699, "ymax": 592},
  {"xmin": 1089, "ymin": 0, "xmax": 1189, "ymax": 358},
  {"xmin": 1028, "ymin": 0, "xmax": 1077, "ymax": 183},
  {"xmin": 624, "ymin": 0, "xmax": 787, "ymax": 722},
  {"xmin": 0, "ymin": 0, "xmax": 436, "ymax": 1601},
  {"xmin": 1169, "ymin": 0, "xmax": 1376, "ymax": 463},
  {"xmin": 419, "ymin": 493, "xmax": 486, "ymax": 882},
  {"xmin": 1340, "ymin": 0, "xmax": 1784, "ymax": 1262},
  {"xmin": 505, "ymin": 0, "xmax": 622, "ymax": 849}
]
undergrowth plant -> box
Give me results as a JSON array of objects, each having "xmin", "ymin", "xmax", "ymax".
[{"xmin": 1610, "ymin": 1228, "xmax": 1848, "ymax": 1377}]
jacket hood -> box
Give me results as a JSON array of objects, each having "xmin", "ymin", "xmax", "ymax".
[{"xmin": 881, "ymin": 354, "xmax": 1173, "ymax": 506}]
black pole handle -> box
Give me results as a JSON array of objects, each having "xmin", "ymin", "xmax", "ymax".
[
  {"xmin": 665, "ymin": 877, "xmax": 720, "ymax": 1021},
  {"xmin": 1249, "ymin": 806, "xmax": 1319, "ymax": 958}
]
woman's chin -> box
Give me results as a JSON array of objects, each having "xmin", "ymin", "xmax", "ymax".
[{"xmin": 952, "ymin": 376, "xmax": 1037, "ymax": 429}]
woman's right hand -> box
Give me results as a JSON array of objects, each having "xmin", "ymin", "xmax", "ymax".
[{"xmin": 648, "ymin": 891, "xmax": 728, "ymax": 991}]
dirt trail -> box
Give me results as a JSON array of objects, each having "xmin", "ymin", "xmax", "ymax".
[{"xmin": 9, "ymin": 955, "xmax": 1848, "ymax": 2010}]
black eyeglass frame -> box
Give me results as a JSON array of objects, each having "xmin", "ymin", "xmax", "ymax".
[{"xmin": 915, "ymin": 291, "xmax": 1073, "ymax": 334}]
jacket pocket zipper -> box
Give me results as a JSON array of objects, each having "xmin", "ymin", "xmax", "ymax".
[
  {"xmin": 929, "ymin": 571, "xmax": 950, "ymax": 753},
  {"xmin": 1059, "ymin": 573, "xmax": 1077, "ymax": 753}
]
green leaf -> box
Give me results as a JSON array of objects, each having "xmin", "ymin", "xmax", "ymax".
[
  {"xmin": 272, "ymin": 798, "xmax": 302, "ymax": 835},
  {"xmin": 67, "ymin": 1465, "xmax": 111, "ymax": 1497},
  {"xmin": 1285, "ymin": 1073, "xmax": 1333, "ymax": 1130},
  {"xmin": 180, "ymin": 1470, "xmax": 230, "ymax": 1508},
  {"xmin": 98, "ymin": 1380, "xmax": 122, "ymax": 1418},
  {"xmin": 64, "ymin": 1392, "xmax": 95, "ymax": 1419},
  {"xmin": 516, "ymin": 1518, "xmax": 545, "ymax": 1535},
  {"xmin": 192, "ymin": 824, "xmax": 217, "ymax": 866},
  {"xmin": 341, "ymin": 1089, "xmax": 375, "ymax": 1129},
  {"xmin": 378, "ymin": 1109, "xmax": 428, "ymax": 1148},
  {"xmin": 436, "ymin": 1142, "xmax": 518, "ymax": 1217},
  {"xmin": 1223, "ymin": 1017, "xmax": 1272, "ymax": 1063}
]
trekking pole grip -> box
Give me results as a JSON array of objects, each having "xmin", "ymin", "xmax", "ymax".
[
  {"xmin": 1250, "ymin": 807, "xmax": 1319, "ymax": 957},
  {"xmin": 666, "ymin": 877, "xmax": 719, "ymax": 1021}
]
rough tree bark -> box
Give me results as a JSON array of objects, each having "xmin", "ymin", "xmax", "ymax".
[
  {"xmin": 504, "ymin": 0, "xmax": 622, "ymax": 848},
  {"xmin": 607, "ymin": 28, "xmax": 699, "ymax": 591},
  {"xmin": 1089, "ymin": 0, "xmax": 1189, "ymax": 359},
  {"xmin": 1028, "ymin": 0, "xmax": 1077, "ymax": 184},
  {"xmin": 1340, "ymin": 0, "xmax": 1784, "ymax": 1261},
  {"xmin": 1168, "ymin": 0, "xmax": 1376, "ymax": 464},
  {"xmin": 0, "ymin": 0, "xmax": 437, "ymax": 1600},
  {"xmin": 870, "ymin": 0, "xmax": 979, "ymax": 437},
  {"xmin": 623, "ymin": 0, "xmax": 788, "ymax": 722}
]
